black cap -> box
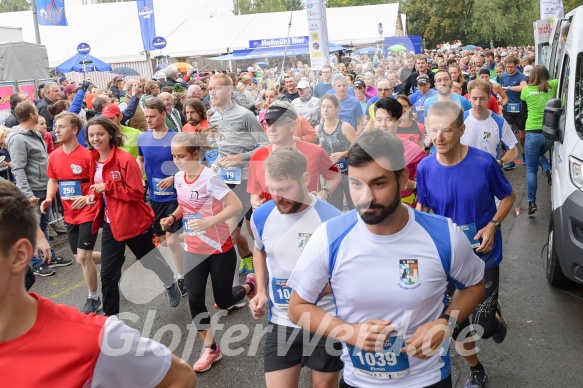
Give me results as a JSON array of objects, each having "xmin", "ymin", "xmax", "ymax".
[
  {"xmin": 354, "ymin": 80, "xmax": 365, "ymax": 88},
  {"xmin": 264, "ymin": 100, "xmax": 298, "ymax": 121},
  {"xmin": 478, "ymin": 68, "xmax": 490, "ymax": 76}
]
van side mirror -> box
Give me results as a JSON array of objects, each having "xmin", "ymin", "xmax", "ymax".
[{"xmin": 543, "ymin": 98, "xmax": 563, "ymax": 142}]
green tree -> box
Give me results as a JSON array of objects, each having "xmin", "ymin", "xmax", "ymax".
[
  {"xmin": 0, "ymin": 0, "xmax": 31, "ymax": 13},
  {"xmin": 233, "ymin": 0, "xmax": 304, "ymax": 14},
  {"xmin": 326, "ymin": 0, "xmax": 388, "ymax": 6}
]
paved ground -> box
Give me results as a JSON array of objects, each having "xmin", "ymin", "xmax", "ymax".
[{"xmin": 35, "ymin": 166, "xmax": 583, "ymax": 387}]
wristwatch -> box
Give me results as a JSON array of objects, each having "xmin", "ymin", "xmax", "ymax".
[
  {"xmin": 489, "ymin": 220, "xmax": 501, "ymax": 230},
  {"xmin": 439, "ymin": 313, "xmax": 457, "ymax": 331}
]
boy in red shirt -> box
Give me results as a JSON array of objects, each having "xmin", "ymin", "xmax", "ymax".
[{"xmin": 0, "ymin": 180, "xmax": 196, "ymax": 387}]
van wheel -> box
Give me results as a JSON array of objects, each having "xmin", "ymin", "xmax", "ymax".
[{"xmin": 546, "ymin": 215, "xmax": 571, "ymax": 288}]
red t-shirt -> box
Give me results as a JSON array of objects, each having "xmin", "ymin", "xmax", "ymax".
[
  {"xmin": 182, "ymin": 119, "xmax": 210, "ymax": 133},
  {"xmin": 0, "ymin": 294, "xmax": 172, "ymax": 387},
  {"xmin": 43, "ymin": 131, "xmax": 54, "ymax": 154},
  {"xmin": 464, "ymin": 93, "xmax": 500, "ymax": 113},
  {"xmin": 0, "ymin": 293, "xmax": 107, "ymax": 386},
  {"xmin": 247, "ymin": 142, "xmax": 339, "ymax": 201},
  {"xmin": 47, "ymin": 145, "xmax": 97, "ymax": 225}
]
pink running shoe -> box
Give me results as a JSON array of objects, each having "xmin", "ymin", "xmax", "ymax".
[{"xmin": 193, "ymin": 345, "xmax": 222, "ymax": 372}]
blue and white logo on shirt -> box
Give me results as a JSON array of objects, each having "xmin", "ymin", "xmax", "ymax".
[{"xmin": 399, "ymin": 259, "xmax": 419, "ymax": 289}]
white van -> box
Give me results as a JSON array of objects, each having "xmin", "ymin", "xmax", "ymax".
[{"xmin": 542, "ymin": 6, "xmax": 583, "ymax": 287}]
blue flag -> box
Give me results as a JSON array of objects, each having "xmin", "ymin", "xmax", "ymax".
[
  {"xmin": 35, "ymin": 0, "xmax": 68, "ymax": 26},
  {"xmin": 137, "ymin": 0, "xmax": 157, "ymax": 52}
]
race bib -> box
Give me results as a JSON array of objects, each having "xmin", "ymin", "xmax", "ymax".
[
  {"xmin": 346, "ymin": 336, "xmax": 410, "ymax": 379},
  {"xmin": 219, "ymin": 167, "xmax": 242, "ymax": 184},
  {"xmin": 335, "ymin": 158, "xmax": 348, "ymax": 174},
  {"xmin": 59, "ymin": 180, "xmax": 82, "ymax": 200},
  {"xmin": 460, "ymin": 222, "xmax": 481, "ymax": 249},
  {"xmin": 183, "ymin": 213, "xmax": 206, "ymax": 237},
  {"xmin": 506, "ymin": 103, "xmax": 521, "ymax": 113},
  {"xmin": 271, "ymin": 277, "xmax": 292, "ymax": 308},
  {"xmin": 152, "ymin": 177, "xmax": 175, "ymax": 196}
]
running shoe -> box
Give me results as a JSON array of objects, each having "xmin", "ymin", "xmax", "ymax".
[
  {"xmin": 528, "ymin": 201, "xmax": 537, "ymax": 216},
  {"xmin": 245, "ymin": 273, "xmax": 257, "ymax": 300},
  {"xmin": 81, "ymin": 297, "xmax": 102, "ymax": 314},
  {"xmin": 32, "ymin": 264, "xmax": 55, "ymax": 277},
  {"xmin": 492, "ymin": 301, "xmax": 508, "ymax": 344},
  {"xmin": 244, "ymin": 254, "xmax": 254, "ymax": 274},
  {"xmin": 545, "ymin": 169, "xmax": 552, "ymax": 186},
  {"xmin": 502, "ymin": 161, "xmax": 515, "ymax": 170},
  {"xmin": 165, "ymin": 283, "xmax": 181, "ymax": 307},
  {"xmin": 464, "ymin": 368, "xmax": 488, "ymax": 388},
  {"xmin": 48, "ymin": 256, "xmax": 73, "ymax": 268},
  {"xmin": 177, "ymin": 278, "xmax": 187, "ymax": 296},
  {"xmin": 193, "ymin": 345, "xmax": 223, "ymax": 372},
  {"xmin": 239, "ymin": 257, "xmax": 247, "ymax": 275},
  {"xmin": 213, "ymin": 300, "xmax": 246, "ymax": 310},
  {"xmin": 50, "ymin": 221, "xmax": 68, "ymax": 235}
]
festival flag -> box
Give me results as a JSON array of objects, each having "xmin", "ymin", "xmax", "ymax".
[
  {"xmin": 35, "ymin": 0, "xmax": 68, "ymax": 26},
  {"xmin": 136, "ymin": 0, "xmax": 157, "ymax": 52}
]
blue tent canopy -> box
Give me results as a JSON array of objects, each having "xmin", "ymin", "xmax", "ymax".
[
  {"xmin": 56, "ymin": 53, "xmax": 112, "ymax": 73},
  {"xmin": 211, "ymin": 42, "xmax": 346, "ymax": 61},
  {"xmin": 354, "ymin": 47, "xmax": 380, "ymax": 54}
]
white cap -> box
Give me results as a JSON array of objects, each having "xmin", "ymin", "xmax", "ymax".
[
  {"xmin": 523, "ymin": 65, "xmax": 533, "ymax": 76},
  {"xmin": 297, "ymin": 80, "xmax": 310, "ymax": 89}
]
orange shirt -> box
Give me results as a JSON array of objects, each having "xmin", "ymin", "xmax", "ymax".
[{"xmin": 182, "ymin": 119, "xmax": 210, "ymax": 133}]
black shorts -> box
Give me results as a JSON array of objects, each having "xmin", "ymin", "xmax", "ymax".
[
  {"xmin": 227, "ymin": 181, "xmax": 252, "ymax": 224},
  {"xmin": 151, "ymin": 200, "xmax": 182, "ymax": 236},
  {"xmin": 340, "ymin": 374, "xmax": 451, "ymax": 388},
  {"xmin": 446, "ymin": 266, "xmax": 500, "ymax": 340},
  {"xmin": 66, "ymin": 221, "xmax": 98, "ymax": 253},
  {"xmin": 264, "ymin": 323, "xmax": 343, "ymax": 373},
  {"xmin": 503, "ymin": 110, "xmax": 526, "ymax": 131}
]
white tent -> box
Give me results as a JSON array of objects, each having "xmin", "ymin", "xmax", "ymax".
[{"xmin": 0, "ymin": 1, "xmax": 402, "ymax": 67}]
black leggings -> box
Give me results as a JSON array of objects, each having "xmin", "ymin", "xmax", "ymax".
[
  {"xmin": 183, "ymin": 248, "xmax": 246, "ymax": 331},
  {"xmin": 447, "ymin": 266, "xmax": 500, "ymax": 340},
  {"xmin": 327, "ymin": 175, "xmax": 354, "ymax": 211},
  {"xmin": 101, "ymin": 223, "xmax": 175, "ymax": 316}
]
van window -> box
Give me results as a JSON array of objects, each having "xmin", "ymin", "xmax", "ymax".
[
  {"xmin": 549, "ymin": 19, "xmax": 569, "ymax": 78},
  {"xmin": 575, "ymin": 53, "xmax": 582, "ymax": 136}
]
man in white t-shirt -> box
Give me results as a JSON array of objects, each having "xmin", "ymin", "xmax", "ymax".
[
  {"xmin": 462, "ymin": 79, "xmax": 518, "ymax": 170},
  {"xmin": 249, "ymin": 147, "xmax": 343, "ymax": 388},
  {"xmin": 287, "ymin": 130, "xmax": 485, "ymax": 388},
  {"xmin": 0, "ymin": 180, "xmax": 196, "ymax": 387}
]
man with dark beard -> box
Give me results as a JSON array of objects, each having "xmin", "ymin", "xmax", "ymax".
[
  {"xmin": 248, "ymin": 147, "xmax": 343, "ymax": 388},
  {"xmin": 287, "ymin": 129, "xmax": 485, "ymax": 388},
  {"xmin": 182, "ymin": 99, "xmax": 209, "ymax": 133}
]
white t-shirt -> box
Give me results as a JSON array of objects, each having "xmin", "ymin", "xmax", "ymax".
[
  {"xmin": 288, "ymin": 206, "xmax": 485, "ymax": 388},
  {"xmin": 174, "ymin": 168, "xmax": 232, "ymax": 255},
  {"xmin": 92, "ymin": 316, "xmax": 172, "ymax": 387},
  {"xmin": 250, "ymin": 196, "xmax": 341, "ymax": 328},
  {"xmin": 461, "ymin": 110, "xmax": 518, "ymax": 158}
]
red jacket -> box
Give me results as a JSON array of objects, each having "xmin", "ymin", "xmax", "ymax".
[{"xmin": 89, "ymin": 146, "xmax": 154, "ymax": 241}]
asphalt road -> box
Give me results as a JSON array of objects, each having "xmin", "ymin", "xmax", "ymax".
[{"xmin": 35, "ymin": 166, "xmax": 583, "ymax": 388}]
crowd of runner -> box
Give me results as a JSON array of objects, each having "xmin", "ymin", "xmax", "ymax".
[{"xmin": 0, "ymin": 43, "xmax": 559, "ymax": 388}]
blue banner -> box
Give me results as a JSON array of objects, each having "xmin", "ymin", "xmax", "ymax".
[
  {"xmin": 35, "ymin": 0, "xmax": 68, "ymax": 26},
  {"xmin": 137, "ymin": 0, "xmax": 157, "ymax": 52},
  {"xmin": 249, "ymin": 36, "xmax": 309, "ymax": 48}
]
